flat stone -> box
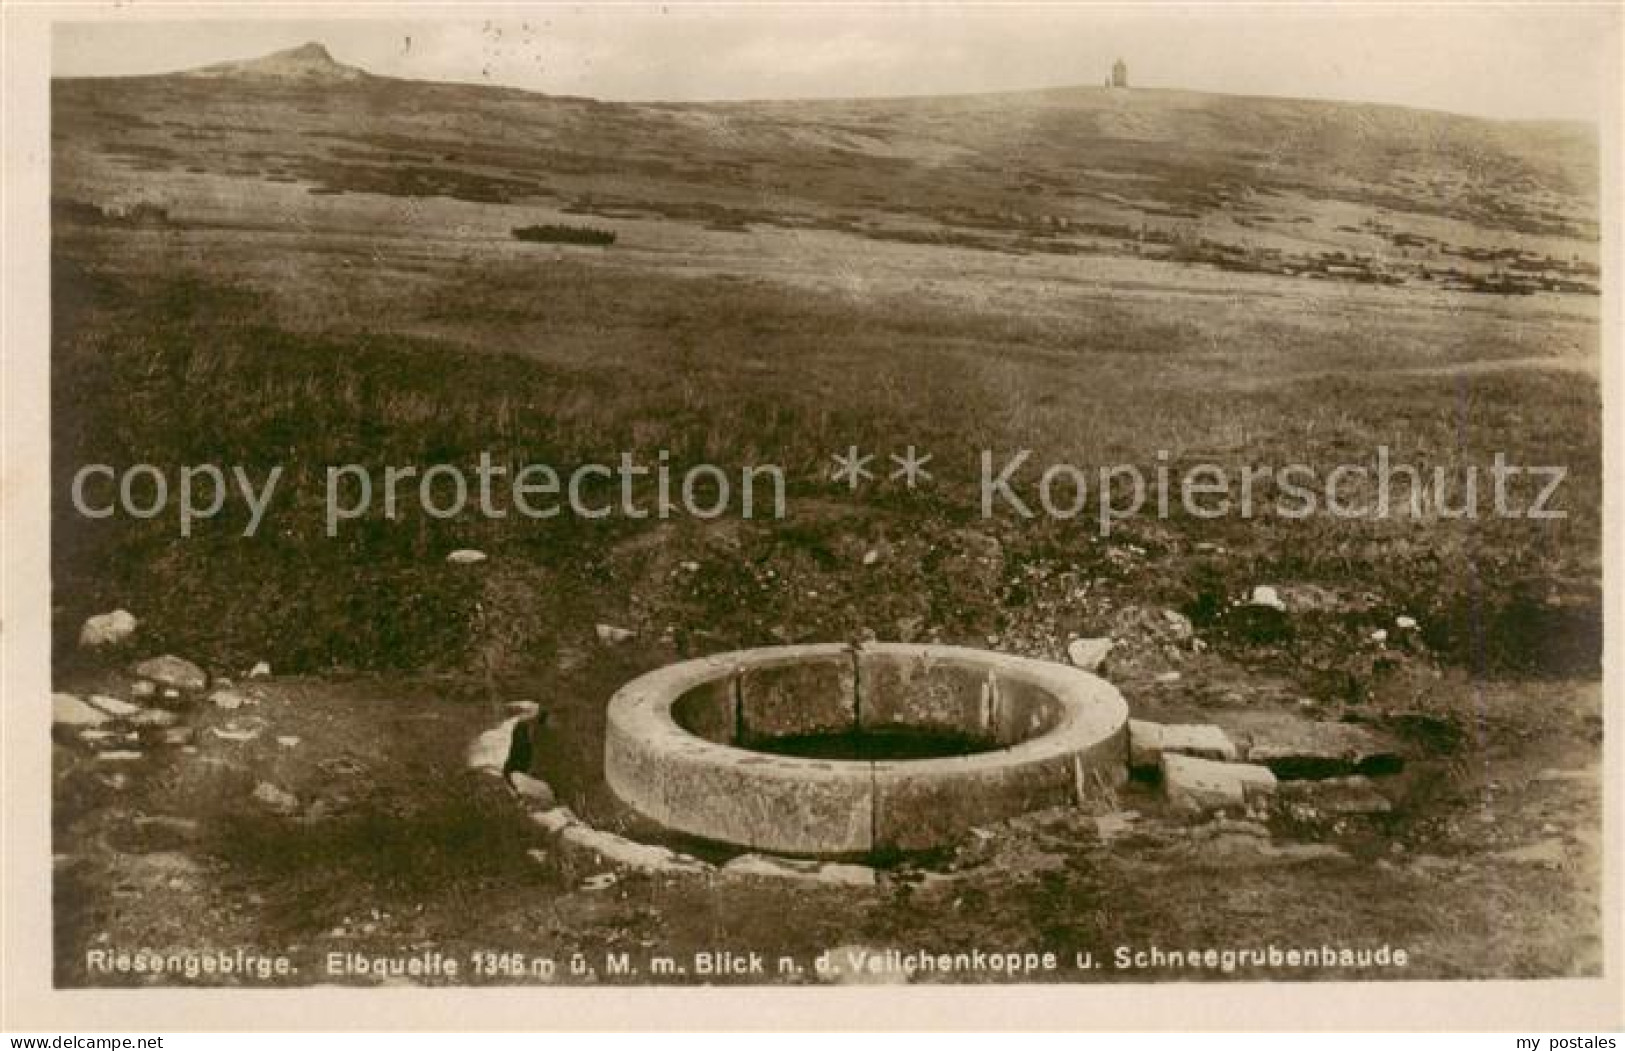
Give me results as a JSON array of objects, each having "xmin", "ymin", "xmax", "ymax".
[
  {"xmin": 1162, "ymin": 754, "xmax": 1276, "ymax": 815},
  {"xmin": 132, "ymin": 655, "xmax": 207, "ymax": 692},
  {"xmin": 54, "ymin": 693, "xmax": 109, "ymax": 727},
  {"xmin": 722, "ymin": 853, "xmax": 877, "ymax": 887},
  {"xmin": 1129, "ymin": 719, "xmax": 1238, "ymax": 772},
  {"xmin": 86, "ymin": 695, "xmax": 142, "ymax": 718},
  {"xmin": 466, "ymin": 716, "xmax": 522, "ymax": 773},
  {"xmin": 1245, "ymin": 721, "xmax": 1403, "ymax": 779},
  {"xmin": 210, "ymin": 726, "xmax": 262, "ymax": 743},
  {"xmin": 1065, "ymin": 637, "xmax": 1113, "ymax": 672},
  {"xmin": 79, "ymin": 609, "xmax": 138, "ymax": 647},
  {"xmin": 96, "ymin": 750, "xmax": 143, "ymax": 761},
  {"xmin": 529, "ymin": 807, "xmax": 579, "ymax": 834},
  {"xmin": 508, "ymin": 772, "xmax": 555, "ymax": 806},
  {"xmin": 127, "ymin": 708, "xmax": 179, "ymax": 728},
  {"xmin": 247, "ymin": 661, "xmax": 272, "ymax": 679},
  {"xmin": 557, "ymin": 824, "xmax": 710, "ymax": 875}
]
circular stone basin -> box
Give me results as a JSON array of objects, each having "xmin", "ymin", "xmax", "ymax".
[{"xmin": 604, "ymin": 643, "xmax": 1129, "ymax": 856}]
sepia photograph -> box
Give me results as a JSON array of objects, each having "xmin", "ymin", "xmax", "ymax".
[{"xmin": 3, "ymin": 0, "xmax": 1621, "ymax": 1033}]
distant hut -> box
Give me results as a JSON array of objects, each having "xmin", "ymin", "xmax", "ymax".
[{"xmin": 1111, "ymin": 58, "xmax": 1128, "ymax": 88}]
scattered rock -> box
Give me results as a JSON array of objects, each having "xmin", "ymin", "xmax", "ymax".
[
  {"xmin": 722, "ymin": 854, "xmax": 877, "ymax": 887},
  {"xmin": 1244, "ymin": 721, "xmax": 1403, "ymax": 779},
  {"xmin": 679, "ymin": 560, "xmax": 700, "ymax": 573},
  {"xmin": 1248, "ymin": 585, "xmax": 1286, "ymax": 612},
  {"xmin": 86, "ymin": 695, "xmax": 142, "ymax": 718},
  {"xmin": 1276, "ymin": 775, "xmax": 1392, "ymax": 815},
  {"xmin": 1395, "ymin": 615, "xmax": 1418, "ymax": 630},
  {"xmin": 53, "ymin": 693, "xmax": 110, "ymax": 727},
  {"xmin": 1162, "ymin": 754, "xmax": 1277, "ymax": 815},
  {"xmin": 508, "ymin": 772, "xmax": 556, "ymax": 807},
  {"xmin": 132, "ymin": 655, "xmax": 207, "ymax": 693},
  {"xmin": 129, "ymin": 681, "xmax": 157, "ymax": 700},
  {"xmin": 1093, "ymin": 812, "xmax": 1138, "ymax": 841},
  {"xmin": 1370, "ymin": 629, "xmax": 1388, "ymax": 644},
  {"xmin": 445, "ymin": 549, "xmax": 487, "ymax": 565},
  {"xmin": 1129, "ymin": 720, "xmax": 1238, "ymax": 772},
  {"xmin": 526, "ymin": 849, "xmax": 549, "ymax": 866},
  {"xmin": 1154, "ymin": 671, "xmax": 1182, "ymax": 684},
  {"xmin": 79, "ymin": 609, "xmax": 138, "ymax": 647},
  {"xmin": 155, "ymin": 727, "xmax": 196, "ymax": 747},
  {"xmin": 1065, "ymin": 637, "xmax": 1113, "ymax": 672},
  {"xmin": 210, "ymin": 689, "xmax": 250, "ymax": 710},
  {"xmin": 861, "ymin": 549, "xmax": 881, "ymax": 566},
  {"xmin": 95, "ymin": 750, "xmax": 143, "ymax": 762},
  {"xmin": 211, "ymin": 725, "xmax": 263, "ymax": 743},
  {"xmin": 595, "ymin": 623, "xmax": 636, "ymax": 645},
  {"xmin": 127, "ymin": 708, "xmax": 179, "ymax": 728},
  {"xmin": 247, "ymin": 661, "xmax": 272, "ymax": 679},
  {"xmin": 252, "ymin": 782, "xmax": 300, "ymax": 815},
  {"xmin": 580, "ymin": 873, "xmax": 618, "ymax": 892},
  {"xmin": 276, "ymin": 735, "xmax": 301, "ymax": 748}
]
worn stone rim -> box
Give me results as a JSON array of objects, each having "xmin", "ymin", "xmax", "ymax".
[{"xmin": 604, "ymin": 643, "xmax": 1129, "ymax": 856}]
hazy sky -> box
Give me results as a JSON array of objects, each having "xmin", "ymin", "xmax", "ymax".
[{"xmin": 52, "ymin": 5, "xmax": 1618, "ymax": 123}]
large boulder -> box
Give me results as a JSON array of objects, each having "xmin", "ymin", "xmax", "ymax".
[
  {"xmin": 132, "ymin": 655, "xmax": 208, "ymax": 693},
  {"xmin": 79, "ymin": 609, "xmax": 138, "ymax": 647}
]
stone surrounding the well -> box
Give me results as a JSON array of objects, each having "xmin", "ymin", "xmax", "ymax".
[
  {"xmin": 445, "ymin": 549, "xmax": 487, "ymax": 565},
  {"xmin": 1128, "ymin": 719, "xmax": 1238, "ymax": 771},
  {"xmin": 740, "ymin": 651, "xmax": 856, "ymax": 740},
  {"xmin": 529, "ymin": 807, "xmax": 578, "ymax": 834},
  {"xmin": 1244, "ymin": 721, "xmax": 1403, "ymax": 779},
  {"xmin": 1276, "ymin": 775, "xmax": 1392, "ymax": 814},
  {"xmin": 86, "ymin": 694, "xmax": 141, "ymax": 718},
  {"xmin": 1161, "ymin": 753, "xmax": 1276, "ymax": 814},
  {"xmin": 558, "ymin": 824, "xmax": 711, "ymax": 875},
  {"xmin": 508, "ymin": 772, "xmax": 555, "ymax": 806},
  {"xmin": 1066, "ymin": 637, "xmax": 1113, "ymax": 672},
  {"xmin": 53, "ymin": 693, "xmax": 110, "ymax": 727},
  {"xmin": 466, "ymin": 716, "xmax": 521, "ymax": 773},
  {"xmin": 1248, "ymin": 585, "xmax": 1286, "ymax": 611},
  {"xmin": 79, "ymin": 609, "xmax": 138, "ymax": 647},
  {"xmin": 722, "ymin": 853, "xmax": 877, "ymax": 887},
  {"xmin": 595, "ymin": 623, "xmax": 636, "ymax": 645},
  {"xmin": 252, "ymin": 782, "xmax": 299, "ymax": 814},
  {"xmin": 132, "ymin": 655, "xmax": 207, "ymax": 692}
]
